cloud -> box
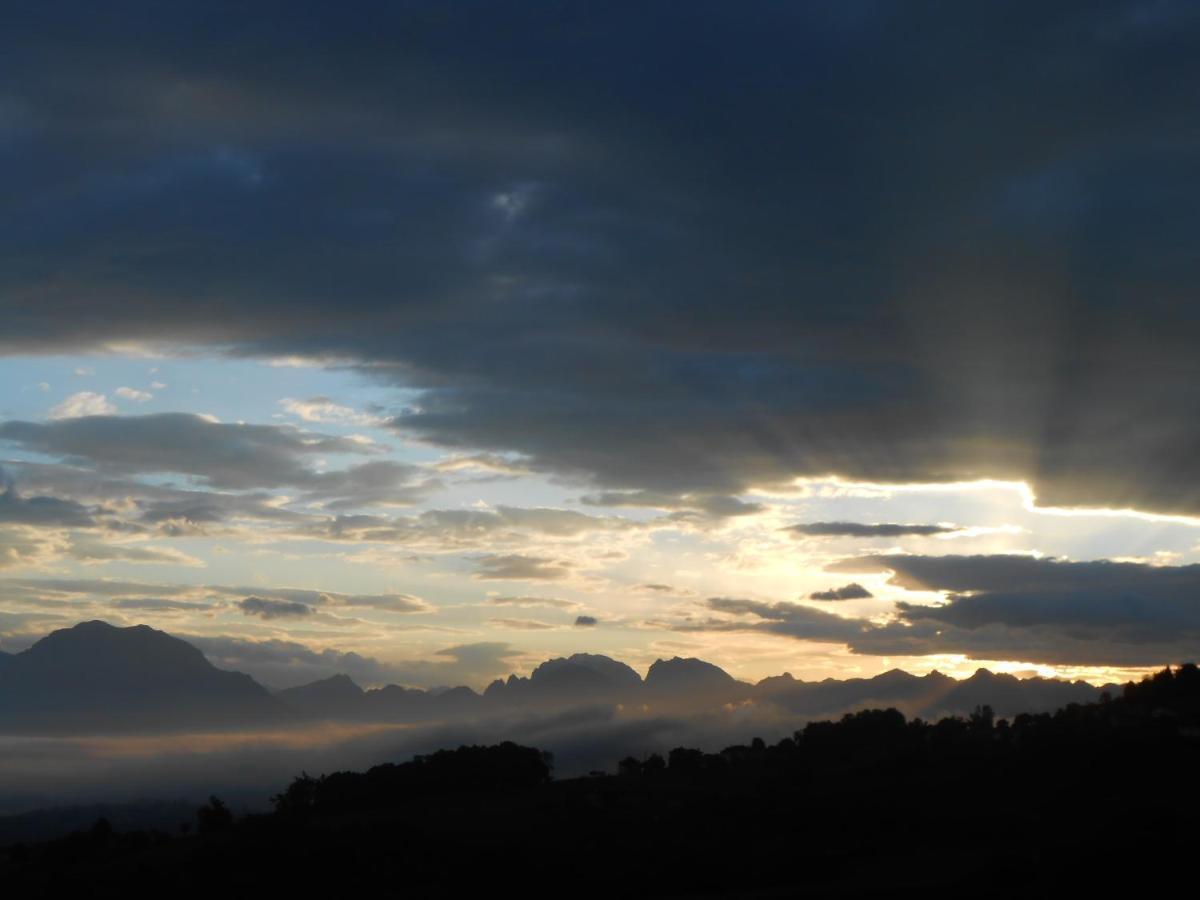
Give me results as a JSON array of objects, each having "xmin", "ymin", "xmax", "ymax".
[
  {"xmin": 67, "ymin": 540, "xmax": 204, "ymax": 567},
  {"xmin": 485, "ymin": 595, "xmax": 582, "ymax": 610},
  {"xmin": 0, "ymin": 527, "xmax": 70, "ymax": 569},
  {"xmin": 184, "ymin": 634, "xmax": 404, "ymax": 689},
  {"xmin": 663, "ymin": 554, "xmax": 1200, "ymax": 666},
  {"xmin": 472, "ymin": 554, "xmax": 573, "ymax": 581},
  {"xmin": 0, "ymin": 414, "xmax": 427, "ymax": 507},
  {"xmin": 217, "ymin": 585, "xmax": 430, "ymax": 614},
  {"xmin": 3, "ymin": 4, "xmax": 1199, "ymax": 517},
  {"xmin": 682, "ymin": 597, "xmax": 867, "ymax": 644},
  {"xmin": 0, "ymin": 577, "xmax": 432, "ymax": 617},
  {"xmin": 0, "ymin": 577, "xmax": 196, "ymax": 598},
  {"xmin": 845, "ymin": 554, "xmax": 1200, "ymax": 640},
  {"xmin": 808, "ymin": 583, "xmax": 873, "ymax": 601},
  {"xmin": 239, "ymin": 596, "xmax": 315, "ymax": 620},
  {"xmin": 788, "ymin": 522, "xmax": 960, "ymax": 538},
  {"xmin": 115, "ymin": 387, "xmax": 153, "ymax": 402},
  {"xmin": 581, "ymin": 491, "xmax": 764, "ymax": 520},
  {"xmin": 0, "ymin": 460, "xmax": 313, "ymax": 534},
  {"xmin": 488, "ymin": 618, "xmax": 556, "ymax": 631},
  {"xmin": 639, "ymin": 583, "xmax": 674, "ymax": 593},
  {"xmin": 303, "ymin": 506, "xmax": 633, "ymax": 546},
  {"xmin": 574, "ymin": 615, "xmax": 598, "ymax": 628},
  {"xmin": 48, "ymin": 392, "xmax": 115, "ymax": 420},
  {"xmin": 279, "ymin": 396, "xmax": 383, "ymax": 427},
  {"xmin": 0, "ymin": 468, "xmax": 94, "ymax": 527},
  {"xmin": 110, "ymin": 598, "xmax": 214, "ymax": 612}
]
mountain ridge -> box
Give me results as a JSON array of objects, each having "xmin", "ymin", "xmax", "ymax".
[{"xmin": 0, "ymin": 621, "xmax": 1117, "ymax": 733}]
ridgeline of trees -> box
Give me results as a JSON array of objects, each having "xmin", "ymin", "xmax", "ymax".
[{"xmin": 3, "ymin": 665, "xmax": 1198, "ymax": 896}]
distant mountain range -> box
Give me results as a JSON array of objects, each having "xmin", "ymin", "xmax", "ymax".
[{"xmin": 0, "ymin": 621, "xmax": 1114, "ymax": 734}]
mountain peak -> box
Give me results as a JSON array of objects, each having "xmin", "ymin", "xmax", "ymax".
[
  {"xmin": 645, "ymin": 657, "xmax": 736, "ymax": 692},
  {"xmin": 0, "ymin": 621, "xmax": 284, "ymax": 733}
]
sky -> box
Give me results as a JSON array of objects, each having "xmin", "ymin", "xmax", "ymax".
[{"xmin": 2, "ymin": 1, "xmax": 1200, "ymax": 690}]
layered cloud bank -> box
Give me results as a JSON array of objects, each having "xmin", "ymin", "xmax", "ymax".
[
  {"xmin": 3, "ymin": 2, "xmax": 1200, "ymax": 515},
  {"xmin": 2, "ymin": 3, "xmax": 1200, "ymax": 684}
]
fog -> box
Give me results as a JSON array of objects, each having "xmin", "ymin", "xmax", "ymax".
[{"xmin": 0, "ymin": 702, "xmax": 797, "ymax": 815}]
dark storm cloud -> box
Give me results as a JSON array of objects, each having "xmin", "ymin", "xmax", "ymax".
[
  {"xmin": 3, "ymin": 2, "xmax": 1200, "ymax": 515},
  {"xmin": 809, "ymin": 583, "xmax": 874, "ymax": 601},
  {"xmin": 669, "ymin": 555, "xmax": 1200, "ymax": 666},
  {"xmin": 788, "ymin": 522, "xmax": 960, "ymax": 538},
  {"xmin": 574, "ymin": 615, "xmax": 598, "ymax": 628}
]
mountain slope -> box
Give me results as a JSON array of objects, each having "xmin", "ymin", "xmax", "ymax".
[
  {"xmin": 0, "ymin": 621, "xmax": 288, "ymax": 733},
  {"xmin": 276, "ymin": 674, "xmax": 366, "ymax": 718}
]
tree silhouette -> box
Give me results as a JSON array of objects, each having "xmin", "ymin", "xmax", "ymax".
[{"xmin": 195, "ymin": 796, "xmax": 233, "ymax": 834}]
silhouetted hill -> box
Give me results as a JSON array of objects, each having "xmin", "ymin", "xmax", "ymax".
[
  {"xmin": 0, "ymin": 801, "xmax": 196, "ymax": 845},
  {"xmin": 4, "ymin": 665, "xmax": 1198, "ymax": 897},
  {"xmin": 0, "ymin": 621, "xmax": 288, "ymax": 733}
]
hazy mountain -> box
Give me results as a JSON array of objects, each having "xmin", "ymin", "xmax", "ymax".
[
  {"xmin": 276, "ymin": 674, "xmax": 366, "ymax": 719},
  {"xmin": 0, "ymin": 621, "xmax": 289, "ymax": 733},
  {"xmin": 484, "ymin": 653, "xmax": 643, "ymax": 709},
  {"xmin": 644, "ymin": 657, "xmax": 743, "ymax": 701},
  {"xmin": 754, "ymin": 667, "xmax": 1106, "ymax": 720},
  {"xmin": 363, "ymin": 683, "xmax": 433, "ymax": 720},
  {"xmin": 0, "ymin": 621, "xmax": 1113, "ymax": 734},
  {"xmin": 756, "ymin": 669, "xmax": 955, "ymax": 718},
  {"xmin": 927, "ymin": 668, "xmax": 1107, "ymax": 719}
]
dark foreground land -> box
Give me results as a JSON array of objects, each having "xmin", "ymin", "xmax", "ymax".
[{"xmin": 3, "ymin": 665, "xmax": 1198, "ymax": 898}]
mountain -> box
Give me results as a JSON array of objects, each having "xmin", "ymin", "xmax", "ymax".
[
  {"xmin": 363, "ymin": 683, "xmax": 433, "ymax": 719},
  {"xmin": 276, "ymin": 673, "xmax": 366, "ymax": 719},
  {"xmin": 644, "ymin": 657, "xmax": 746, "ymax": 706},
  {"xmin": 755, "ymin": 669, "xmax": 956, "ymax": 718},
  {"xmin": 753, "ymin": 667, "xmax": 1105, "ymax": 720},
  {"xmin": 928, "ymin": 668, "xmax": 1107, "ymax": 719},
  {"xmin": 0, "ymin": 621, "xmax": 289, "ymax": 733},
  {"xmin": 274, "ymin": 674, "xmax": 484, "ymax": 723},
  {"xmin": 484, "ymin": 653, "xmax": 643, "ymax": 709},
  {"xmin": 0, "ymin": 619, "xmax": 1115, "ymax": 734},
  {"xmin": 562, "ymin": 653, "xmax": 643, "ymax": 690}
]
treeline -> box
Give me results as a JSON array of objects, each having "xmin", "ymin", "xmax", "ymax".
[
  {"xmin": 3, "ymin": 664, "xmax": 1198, "ymax": 896},
  {"xmin": 271, "ymin": 741, "xmax": 553, "ymax": 816}
]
